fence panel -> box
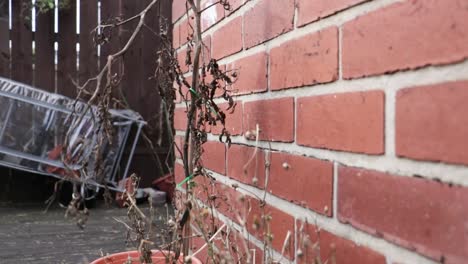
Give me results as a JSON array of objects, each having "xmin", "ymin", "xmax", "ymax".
[
  {"xmin": 0, "ymin": 0, "xmax": 9, "ymax": 78},
  {"xmin": 35, "ymin": 10, "xmax": 55, "ymax": 92},
  {"xmin": 11, "ymin": 0, "xmax": 33, "ymax": 84},
  {"xmin": 120, "ymin": 0, "xmax": 143, "ymax": 110},
  {"xmin": 79, "ymin": 0, "xmax": 98, "ymax": 84},
  {"xmin": 0, "ymin": 0, "xmax": 172, "ymax": 195},
  {"xmin": 100, "ymin": 0, "xmax": 122, "ymax": 70},
  {"xmin": 57, "ymin": 1, "xmax": 77, "ymax": 98}
]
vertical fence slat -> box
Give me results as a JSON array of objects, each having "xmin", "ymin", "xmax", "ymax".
[
  {"xmin": 35, "ymin": 10, "xmax": 55, "ymax": 92},
  {"xmin": 100, "ymin": 0, "xmax": 122, "ymax": 70},
  {"xmin": 141, "ymin": 0, "xmax": 163, "ymax": 146},
  {"xmin": 141, "ymin": 0, "xmax": 160, "ymax": 119},
  {"xmin": 79, "ymin": 0, "xmax": 98, "ymax": 84},
  {"xmin": 11, "ymin": 0, "xmax": 33, "ymax": 84},
  {"xmin": 0, "ymin": 0, "xmax": 9, "ymax": 200},
  {"xmin": 120, "ymin": 0, "xmax": 143, "ymax": 110},
  {"xmin": 0, "ymin": 0, "xmax": 9, "ymax": 78},
  {"xmin": 57, "ymin": 0, "xmax": 77, "ymax": 98},
  {"xmin": 135, "ymin": 0, "xmax": 162, "ymax": 186}
]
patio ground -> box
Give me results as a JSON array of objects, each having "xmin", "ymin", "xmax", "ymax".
[{"xmin": 0, "ymin": 202, "xmax": 170, "ymax": 264}]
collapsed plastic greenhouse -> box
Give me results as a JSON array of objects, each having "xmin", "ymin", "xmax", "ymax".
[{"xmin": 0, "ymin": 77, "xmax": 145, "ymax": 194}]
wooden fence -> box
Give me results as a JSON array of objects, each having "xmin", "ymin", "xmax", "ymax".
[{"xmin": 0, "ymin": 0, "xmax": 172, "ymax": 200}]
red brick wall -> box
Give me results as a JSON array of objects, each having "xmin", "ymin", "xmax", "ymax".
[{"xmin": 172, "ymin": 0, "xmax": 468, "ymax": 263}]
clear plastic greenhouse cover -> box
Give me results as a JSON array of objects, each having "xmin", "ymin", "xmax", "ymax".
[{"xmin": 0, "ymin": 77, "xmax": 145, "ymax": 194}]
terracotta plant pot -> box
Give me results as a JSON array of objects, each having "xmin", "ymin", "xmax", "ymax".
[{"xmin": 90, "ymin": 250, "xmax": 202, "ymax": 264}]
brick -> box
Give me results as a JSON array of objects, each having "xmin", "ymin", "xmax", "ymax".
[
  {"xmin": 172, "ymin": 0, "xmax": 188, "ymax": 23},
  {"xmin": 202, "ymin": 141, "xmax": 226, "ymax": 175},
  {"xmin": 247, "ymin": 202, "xmax": 295, "ymax": 260},
  {"xmin": 210, "ymin": 102, "xmax": 243, "ymax": 136},
  {"xmin": 338, "ymin": 166, "xmax": 468, "ymax": 263},
  {"xmin": 396, "ymin": 81, "xmax": 468, "ymax": 165},
  {"xmin": 172, "ymin": 23, "xmax": 180, "ymax": 48},
  {"xmin": 201, "ymin": 64, "xmax": 227, "ymax": 98},
  {"xmin": 244, "ymin": 97, "xmax": 295, "ymax": 142},
  {"xmin": 227, "ymin": 144, "xmax": 265, "ymax": 188},
  {"xmin": 212, "ymin": 16, "xmax": 242, "ymax": 59},
  {"xmin": 297, "ymin": 0, "xmax": 367, "ymax": 26},
  {"xmin": 211, "ymin": 182, "xmax": 245, "ymax": 220},
  {"xmin": 177, "ymin": 48, "xmax": 190, "ymax": 73},
  {"xmin": 173, "ymin": 80, "xmax": 181, "ymax": 103},
  {"xmin": 226, "ymin": 0, "xmax": 243, "ymax": 16},
  {"xmin": 191, "ymin": 236, "xmax": 210, "ymax": 262},
  {"xmin": 175, "ymin": 75, "xmax": 192, "ymax": 102},
  {"xmin": 174, "ymin": 135, "xmax": 184, "ymax": 159},
  {"xmin": 222, "ymin": 228, "xmax": 263, "ymax": 264},
  {"xmin": 270, "ymin": 27, "xmax": 338, "ymax": 90},
  {"xmin": 179, "ymin": 18, "xmax": 194, "ymax": 46},
  {"xmin": 269, "ymin": 152, "xmax": 333, "ymax": 216},
  {"xmin": 192, "ymin": 174, "xmax": 216, "ymax": 205},
  {"xmin": 243, "ymin": 0, "xmax": 294, "ymax": 48},
  {"xmin": 297, "ymin": 221, "xmax": 386, "ymax": 264},
  {"xmin": 201, "ymin": 35, "xmax": 211, "ymax": 65},
  {"xmin": 343, "ymin": 0, "xmax": 468, "ymax": 79},
  {"xmin": 297, "ymin": 91, "xmax": 384, "ymax": 154},
  {"xmin": 191, "ymin": 214, "xmax": 263, "ymax": 264},
  {"xmin": 174, "ymin": 162, "xmax": 185, "ymax": 184},
  {"xmin": 227, "ymin": 52, "xmax": 268, "ymax": 95},
  {"xmin": 174, "ymin": 107, "xmax": 187, "ymax": 131},
  {"xmin": 201, "ymin": 0, "xmax": 225, "ymax": 32}
]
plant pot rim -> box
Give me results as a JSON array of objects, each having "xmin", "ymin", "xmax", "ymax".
[{"xmin": 90, "ymin": 249, "xmax": 202, "ymax": 264}]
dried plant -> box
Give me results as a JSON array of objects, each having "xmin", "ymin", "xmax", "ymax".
[{"xmin": 50, "ymin": 0, "xmax": 331, "ymax": 263}]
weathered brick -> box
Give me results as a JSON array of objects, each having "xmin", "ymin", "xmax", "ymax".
[
  {"xmin": 269, "ymin": 152, "xmax": 333, "ymax": 216},
  {"xmin": 212, "ymin": 16, "xmax": 243, "ymax": 59},
  {"xmin": 270, "ymin": 27, "xmax": 338, "ymax": 90},
  {"xmin": 396, "ymin": 81, "xmax": 468, "ymax": 165},
  {"xmin": 202, "ymin": 140, "xmax": 226, "ymax": 175},
  {"xmin": 244, "ymin": 97, "xmax": 295, "ymax": 142},
  {"xmin": 297, "ymin": 0, "xmax": 367, "ymax": 26},
  {"xmin": 201, "ymin": 0, "xmax": 225, "ymax": 32},
  {"xmin": 343, "ymin": 0, "xmax": 468, "ymax": 79},
  {"xmin": 297, "ymin": 221, "xmax": 386, "ymax": 264},
  {"xmin": 226, "ymin": 52, "xmax": 268, "ymax": 95},
  {"xmin": 210, "ymin": 101, "xmax": 243, "ymax": 136},
  {"xmin": 243, "ymin": 0, "xmax": 294, "ymax": 48},
  {"xmin": 174, "ymin": 107, "xmax": 187, "ymax": 131},
  {"xmin": 338, "ymin": 166, "xmax": 468, "ymax": 263},
  {"xmin": 297, "ymin": 91, "xmax": 384, "ymax": 154},
  {"xmin": 227, "ymin": 144, "xmax": 265, "ymax": 188}
]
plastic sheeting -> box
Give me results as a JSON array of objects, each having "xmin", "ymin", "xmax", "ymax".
[{"xmin": 0, "ymin": 77, "xmax": 145, "ymax": 192}]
